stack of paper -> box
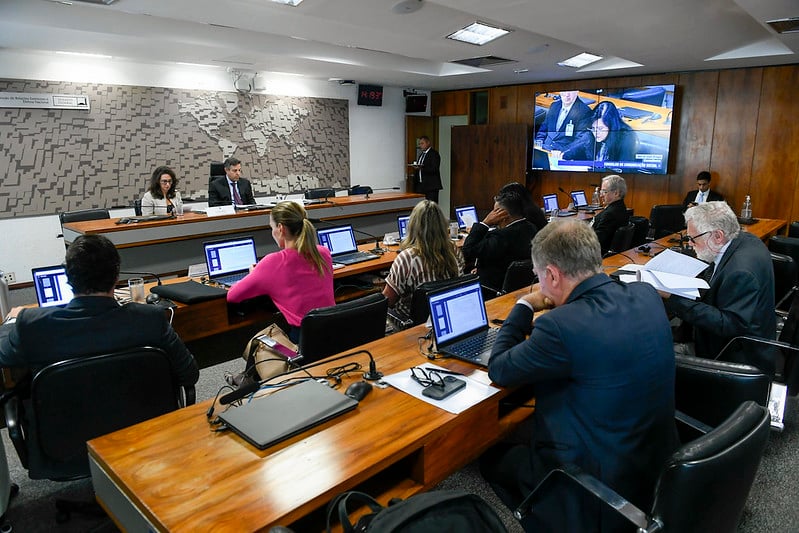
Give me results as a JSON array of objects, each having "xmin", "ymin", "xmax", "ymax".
[{"xmin": 617, "ymin": 248, "xmax": 710, "ymax": 299}]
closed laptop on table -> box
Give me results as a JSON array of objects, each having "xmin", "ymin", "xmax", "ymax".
[
  {"xmin": 316, "ymin": 225, "xmax": 379, "ymax": 265},
  {"xmin": 203, "ymin": 236, "xmax": 258, "ymax": 287}
]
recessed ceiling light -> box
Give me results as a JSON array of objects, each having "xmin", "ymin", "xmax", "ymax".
[
  {"xmin": 446, "ymin": 22, "xmax": 511, "ymax": 46},
  {"xmin": 557, "ymin": 52, "xmax": 603, "ymax": 68},
  {"xmin": 270, "ymin": 0, "xmax": 303, "ymax": 6},
  {"xmin": 56, "ymin": 51, "xmax": 112, "ymax": 59}
]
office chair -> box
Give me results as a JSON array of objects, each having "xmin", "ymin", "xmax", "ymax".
[
  {"xmin": 768, "ymin": 235, "xmax": 799, "ymax": 274},
  {"xmin": 789, "ymin": 221, "xmax": 799, "ymax": 239},
  {"xmin": 514, "ymin": 401, "xmax": 770, "ymax": 533},
  {"xmin": 629, "ymin": 216, "xmax": 650, "ymax": 247},
  {"xmin": 621, "ymin": 86, "xmax": 667, "ymax": 106},
  {"xmin": 388, "ymin": 274, "xmax": 480, "ymax": 330},
  {"xmin": 298, "ymin": 293, "xmax": 388, "ymax": 363},
  {"xmin": 603, "ymin": 223, "xmax": 635, "ymax": 257},
  {"xmin": 133, "ymin": 198, "xmax": 143, "ymax": 216},
  {"xmin": 57, "ymin": 208, "xmax": 111, "ymax": 241},
  {"xmin": 3, "ymin": 347, "xmax": 194, "ymax": 522},
  {"xmin": 648, "ymin": 204, "xmax": 685, "ymax": 240},
  {"xmin": 771, "ymin": 252, "xmax": 798, "ymax": 313}
]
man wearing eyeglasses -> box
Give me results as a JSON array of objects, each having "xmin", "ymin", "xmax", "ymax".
[
  {"xmin": 590, "ymin": 174, "xmax": 630, "ymax": 254},
  {"xmin": 663, "ymin": 201, "xmax": 774, "ymax": 357},
  {"xmin": 481, "ymin": 219, "xmax": 677, "ymax": 532}
]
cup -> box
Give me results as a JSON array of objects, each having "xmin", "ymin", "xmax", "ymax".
[
  {"xmin": 175, "ymin": 203, "xmax": 184, "ymax": 217},
  {"xmin": 449, "ymin": 222, "xmax": 459, "ymax": 239},
  {"xmin": 534, "ymin": 139, "xmax": 543, "ymax": 150},
  {"xmin": 128, "ymin": 278, "xmax": 145, "ymax": 303}
]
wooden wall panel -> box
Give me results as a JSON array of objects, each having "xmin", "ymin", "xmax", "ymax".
[
  {"xmin": 432, "ymin": 91, "xmax": 468, "ymax": 117},
  {"xmin": 489, "ymin": 86, "xmax": 519, "ymax": 126}
]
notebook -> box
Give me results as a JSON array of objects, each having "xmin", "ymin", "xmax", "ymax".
[
  {"xmin": 427, "ymin": 277, "xmax": 499, "ymax": 367},
  {"xmin": 454, "ymin": 205, "xmax": 479, "ymax": 230},
  {"xmin": 316, "ymin": 225, "xmax": 379, "ymax": 265},
  {"xmin": 31, "ymin": 265, "xmax": 74, "ymax": 308},
  {"xmin": 570, "ymin": 190, "xmax": 602, "ymax": 212},
  {"xmin": 397, "ymin": 215, "xmax": 410, "ymax": 240},
  {"xmin": 218, "ymin": 379, "xmax": 358, "ymax": 450},
  {"xmin": 203, "ymin": 236, "xmax": 258, "ymax": 287},
  {"xmin": 542, "ymin": 194, "xmax": 576, "ymax": 217}
]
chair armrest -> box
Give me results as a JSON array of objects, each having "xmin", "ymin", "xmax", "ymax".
[
  {"xmin": 514, "ymin": 464, "xmax": 659, "ymax": 532},
  {"xmin": 182, "ymin": 385, "xmax": 196, "ymax": 407},
  {"xmin": 3, "ymin": 396, "xmax": 28, "ymax": 468},
  {"xmin": 717, "ymin": 335, "xmax": 799, "ymax": 392}
]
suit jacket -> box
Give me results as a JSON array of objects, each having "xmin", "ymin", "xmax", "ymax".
[
  {"xmin": 208, "ymin": 176, "xmax": 255, "ymax": 207},
  {"xmin": 681, "ymin": 189, "xmax": 724, "ymax": 210},
  {"xmin": 462, "ymin": 219, "xmax": 537, "ymax": 291},
  {"xmin": 489, "ymin": 274, "xmax": 678, "ymax": 531},
  {"xmin": 414, "ymin": 148, "xmax": 442, "ymax": 193},
  {"xmin": 664, "ymin": 231, "xmax": 775, "ymax": 357},
  {"xmin": 0, "ymin": 296, "xmax": 199, "ymax": 386},
  {"xmin": 591, "ymin": 199, "xmax": 630, "ymax": 254},
  {"xmin": 535, "ymin": 98, "xmax": 593, "ymax": 151}
]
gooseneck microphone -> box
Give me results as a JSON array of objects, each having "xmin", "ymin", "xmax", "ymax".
[
  {"xmin": 557, "ymin": 187, "xmax": 574, "ymax": 210},
  {"xmin": 119, "ymin": 271, "xmax": 163, "ymax": 285},
  {"xmin": 364, "ymin": 186, "xmax": 401, "ymax": 200},
  {"xmin": 219, "ymin": 349, "xmax": 383, "ymax": 405}
]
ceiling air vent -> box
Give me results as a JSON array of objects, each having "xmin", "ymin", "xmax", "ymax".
[
  {"xmin": 69, "ymin": 0, "xmax": 119, "ymax": 4},
  {"xmin": 451, "ymin": 56, "xmax": 516, "ymax": 68},
  {"xmin": 767, "ymin": 17, "xmax": 799, "ymax": 34}
]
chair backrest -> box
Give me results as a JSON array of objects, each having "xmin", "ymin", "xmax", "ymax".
[
  {"xmin": 298, "ymin": 293, "xmax": 388, "ymax": 363},
  {"xmin": 501, "ymin": 259, "xmax": 535, "ymax": 294},
  {"xmin": 771, "ymin": 251, "xmax": 797, "ymax": 310},
  {"xmin": 789, "ymin": 221, "xmax": 799, "ymax": 239},
  {"xmin": 648, "ymin": 204, "xmax": 685, "ymax": 239},
  {"xmin": 133, "ymin": 198, "xmax": 143, "ymax": 216},
  {"xmin": 606, "ymin": 223, "xmax": 635, "ymax": 256},
  {"xmin": 675, "ymin": 355, "xmax": 770, "ymax": 431},
  {"xmin": 20, "ymin": 347, "xmax": 187, "ymax": 480},
  {"xmin": 408, "ymin": 274, "xmax": 479, "ymax": 326},
  {"xmin": 650, "ymin": 401, "xmax": 770, "ymax": 533},
  {"xmin": 768, "ymin": 235, "xmax": 799, "ymax": 270},
  {"xmin": 629, "ymin": 216, "xmax": 650, "ymax": 247},
  {"xmin": 58, "ymin": 208, "xmax": 110, "ymax": 225}
]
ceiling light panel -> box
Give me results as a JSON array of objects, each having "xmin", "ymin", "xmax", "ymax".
[{"xmin": 446, "ymin": 22, "xmax": 511, "ymax": 46}]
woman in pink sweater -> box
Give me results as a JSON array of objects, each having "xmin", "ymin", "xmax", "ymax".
[{"xmin": 227, "ymin": 201, "xmax": 335, "ymax": 342}]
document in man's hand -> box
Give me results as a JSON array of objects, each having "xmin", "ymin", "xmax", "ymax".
[{"xmin": 617, "ymin": 249, "xmax": 710, "ymax": 299}]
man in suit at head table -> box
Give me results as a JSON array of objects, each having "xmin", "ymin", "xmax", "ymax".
[
  {"xmin": 208, "ymin": 157, "xmax": 256, "ymax": 207},
  {"xmin": 682, "ymin": 171, "xmax": 724, "ymax": 210}
]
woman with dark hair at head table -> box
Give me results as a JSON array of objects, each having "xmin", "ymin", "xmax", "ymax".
[
  {"xmin": 141, "ymin": 165, "xmax": 183, "ymax": 215},
  {"xmin": 227, "ymin": 201, "xmax": 334, "ymax": 343},
  {"xmin": 383, "ymin": 200, "xmax": 464, "ymax": 320},
  {"xmin": 499, "ymin": 182, "xmax": 547, "ymax": 230},
  {"xmin": 558, "ymin": 101, "xmax": 638, "ymax": 165}
]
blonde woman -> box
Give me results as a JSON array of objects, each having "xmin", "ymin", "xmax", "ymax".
[
  {"xmin": 227, "ymin": 201, "xmax": 334, "ymax": 342},
  {"xmin": 383, "ymin": 200, "xmax": 464, "ymax": 318}
]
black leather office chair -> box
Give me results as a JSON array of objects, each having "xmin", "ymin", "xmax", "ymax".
[
  {"xmin": 768, "ymin": 235, "xmax": 799, "ymax": 273},
  {"xmin": 57, "ymin": 208, "xmax": 111, "ymax": 241},
  {"xmin": 3, "ymin": 347, "xmax": 194, "ymax": 521},
  {"xmin": 648, "ymin": 204, "xmax": 685, "ymax": 240},
  {"xmin": 389, "ymin": 274, "xmax": 479, "ymax": 330},
  {"xmin": 629, "ymin": 216, "xmax": 650, "ymax": 247},
  {"xmin": 499, "ymin": 259, "xmax": 536, "ymax": 295},
  {"xmin": 133, "ymin": 198, "xmax": 143, "ymax": 216},
  {"xmin": 789, "ymin": 221, "xmax": 799, "ymax": 238},
  {"xmin": 771, "ymin": 251, "xmax": 797, "ymax": 312},
  {"xmin": 604, "ymin": 223, "xmax": 635, "ymax": 257},
  {"xmin": 514, "ymin": 401, "xmax": 770, "ymax": 533},
  {"xmin": 298, "ymin": 293, "xmax": 388, "ymax": 363}
]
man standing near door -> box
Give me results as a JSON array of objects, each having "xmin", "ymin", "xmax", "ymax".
[
  {"xmin": 209, "ymin": 157, "xmax": 256, "ymax": 207},
  {"xmin": 412, "ymin": 136, "xmax": 442, "ymax": 203}
]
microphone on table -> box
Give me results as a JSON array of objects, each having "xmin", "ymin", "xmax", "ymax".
[
  {"xmin": 364, "ymin": 186, "xmax": 401, "ymax": 200},
  {"xmin": 218, "ymin": 349, "xmax": 383, "ymax": 406},
  {"xmin": 558, "ymin": 187, "xmax": 575, "ymax": 210},
  {"xmin": 120, "ymin": 271, "xmax": 163, "ymax": 285},
  {"xmin": 308, "ymin": 218, "xmax": 389, "ymax": 255}
]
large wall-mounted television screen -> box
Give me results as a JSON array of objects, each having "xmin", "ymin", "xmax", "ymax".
[{"xmin": 532, "ymin": 85, "xmax": 675, "ymax": 174}]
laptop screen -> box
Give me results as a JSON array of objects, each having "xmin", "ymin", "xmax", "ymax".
[
  {"xmin": 428, "ymin": 279, "xmax": 489, "ymax": 346},
  {"xmin": 31, "ymin": 265, "xmax": 74, "ymax": 308},
  {"xmin": 204, "ymin": 237, "xmax": 258, "ymax": 278},
  {"xmin": 397, "ymin": 215, "xmax": 410, "ymax": 240},
  {"xmin": 454, "ymin": 205, "xmax": 479, "ymax": 230},
  {"xmin": 570, "ymin": 190, "xmax": 588, "ymax": 207},
  {"xmin": 542, "ymin": 194, "xmax": 559, "ymax": 212},
  {"xmin": 317, "ymin": 225, "xmax": 358, "ymax": 256}
]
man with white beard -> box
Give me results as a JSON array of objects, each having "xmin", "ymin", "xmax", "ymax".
[{"xmin": 661, "ymin": 201, "xmax": 774, "ymax": 357}]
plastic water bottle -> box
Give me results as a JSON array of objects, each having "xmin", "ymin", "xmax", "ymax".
[
  {"xmin": 741, "ymin": 195, "xmax": 752, "ymax": 220},
  {"xmin": 591, "ymin": 186, "xmax": 600, "ymax": 207}
]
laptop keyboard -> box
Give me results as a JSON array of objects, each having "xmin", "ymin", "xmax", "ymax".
[
  {"xmin": 214, "ymin": 272, "xmax": 248, "ymax": 287},
  {"xmin": 334, "ymin": 251, "xmax": 379, "ymax": 265},
  {"xmin": 446, "ymin": 327, "xmax": 499, "ymax": 360}
]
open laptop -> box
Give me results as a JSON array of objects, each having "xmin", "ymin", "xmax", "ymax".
[
  {"xmin": 570, "ymin": 190, "xmax": 601, "ymax": 212},
  {"xmin": 397, "ymin": 215, "xmax": 410, "ymax": 240},
  {"xmin": 427, "ymin": 277, "xmax": 499, "ymax": 367},
  {"xmin": 31, "ymin": 265, "xmax": 74, "ymax": 308},
  {"xmin": 542, "ymin": 193, "xmax": 576, "ymax": 217},
  {"xmin": 203, "ymin": 236, "xmax": 258, "ymax": 287},
  {"xmin": 316, "ymin": 225, "xmax": 379, "ymax": 265},
  {"xmin": 454, "ymin": 205, "xmax": 479, "ymax": 230}
]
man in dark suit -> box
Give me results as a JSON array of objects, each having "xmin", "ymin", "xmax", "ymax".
[
  {"xmin": 534, "ymin": 90, "xmax": 592, "ymax": 152},
  {"xmin": 590, "ymin": 174, "xmax": 630, "ymax": 254},
  {"xmin": 663, "ymin": 201, "xmax": 774, "ymax": 358},
  {"xmin": 481, "ymin": 219, "xmax": 677, "ymax": 532},
  {"xmin": 462, "ymin": 187, "xmax": 537, "ymax": 293},
  {"xmin": 0, "ymin": 235, "xmax": 199, "ymax": 386},
  {"xmin": 412, "ymin": 136, "xmax": 442, "ymax": 203},
  {"xmin": 208, "ymin": 157, "xmax": 256, "ymax": 207},
  {"xmin": 682, "ymin": 170, "xmax": 723, "ymax": 210}
]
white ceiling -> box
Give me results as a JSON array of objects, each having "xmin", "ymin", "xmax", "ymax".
[{"xmin": 1, "ymin": 0, "xmax": 797, "ymax": 91}]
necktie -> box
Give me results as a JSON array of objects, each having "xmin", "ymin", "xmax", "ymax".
[
  {"xmin": 232, "ymin": 182, "xmax": 242, "ymax": 205},
  {"xmin": 699, "ymin": 262, "xmax": 715, "ymax": 284},
  {"xmin": 697, "ymin": 191, "xmax": 704, "ymax": 203},
  {"xmin": 556, "ymin": 106, "xmax": 569, "ymax": 130},
  {"xmin": 418, "ymin": 151, "xmax": 426, "ymax": 182}
]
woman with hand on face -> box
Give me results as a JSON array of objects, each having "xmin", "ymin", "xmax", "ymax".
[
  {"xmin": 141, "ymin": 166, "xmax": 183, "ymax": 215},
  {"xmin": 226, "ymin": 201, "xmax": 335, "ymax": 343}
]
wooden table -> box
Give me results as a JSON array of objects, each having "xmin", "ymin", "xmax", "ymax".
[
  {"xmin": 88, "ymin": 289, "xmax": 534, "ymax": 532},
  {"xmin": 62, "ymin": 193, "xmax": 422, "ymax": 276}
]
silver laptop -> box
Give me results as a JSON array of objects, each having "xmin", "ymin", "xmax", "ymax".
[
  {"xmin": 427, "ymin": 277, "xmax": 499, "ymax": 367},
  {"xmin": 316, "ymin": 225, "xmax": 379, "ymax": 265},
  {"xmin": 31, "ymin": 265, "xmax": 74, "ymax": 308},
  {"xmin": 454, "ymin": 205, "xmax": 479, "ymax": 230},
  {"xmin": 542, "ymin": 193, "xmax": 576, "ymax": 217},
  {"xmin": 570, "ymin": 190, "xmax": 601, "ymax": 212},
  {"xmin": 203, "ymin": 236, "xmax": 258, "ymax": 287},
  {"xmin": 397, "ymin": 215, "xmax": 410, "ymax": 240}
]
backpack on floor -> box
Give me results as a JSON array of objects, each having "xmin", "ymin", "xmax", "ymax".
[{"xmin": 326, "ymin": 489, "xmax": 508, "ymax": 533}]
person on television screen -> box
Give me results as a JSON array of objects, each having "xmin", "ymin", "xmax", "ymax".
[
  {"xmin": 682, "ymin": 171, "xmax": 723, "ymax": 210},
  {"xmin": 208, "ymin": 157, "xmax": 256, "ymax": 207},
  {"xmin": 589, "ymin": 101, "xmax": 638, "ymax": 165},
  {"xmin": 412, "ymin": 136, "xmax": 442, "ymax": 203},
  {"xmin": 534, "ymin": 91, "xmax": 592, "ymax": 152},
  {"xmin": 141, "ymin": 165, "xmax": 183, "ymax": 215}
]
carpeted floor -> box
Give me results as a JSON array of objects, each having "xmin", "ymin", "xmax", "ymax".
[{"xmin": 2, "ymin": 355, "xmax": 797, "ymax": 532}]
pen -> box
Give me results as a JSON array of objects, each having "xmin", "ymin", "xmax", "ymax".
[{"xmin": 423, "ymin": 367, "xmax": 464, "ymax": 376}]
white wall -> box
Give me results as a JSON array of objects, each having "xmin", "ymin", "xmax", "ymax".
[{"xmin": 0, "ymin": 50, "xmax": 407, "ymax": 283}]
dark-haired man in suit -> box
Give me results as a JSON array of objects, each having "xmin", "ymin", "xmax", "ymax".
[
  {"xmin": 209, "ymin": 157, "xmax": 256, "ymax": 207},
  {"xmin": 411, "ymin": 136, "xmax": 442, "ymax": 203},
  {"xmin": 682, "ymin": 171, "xmax": 723, "ymax": 210}
]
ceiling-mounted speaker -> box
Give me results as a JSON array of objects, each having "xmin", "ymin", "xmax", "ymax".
[{"xmin": 392, "ymin": 0, "xmax": 424, "ymax": 15}]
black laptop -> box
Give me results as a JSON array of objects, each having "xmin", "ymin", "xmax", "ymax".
[
  {"xmin": 203, "ymin": 236, "xmax": 258, "ymax": 287},
  {"xmin": 542, "ymin": 193, "xmax": 576, "ymax": 217},
  {"xmin": 316, "ymin": 225, "xmax": 379, "ymax": 265},
  {"xmin": 570, "ymin": 190, "xmax": 601, "ymax": 212},
  {"xmin": 31, "ymin": 265, "xmax": 74, "ymax": 308},
  {"xmin": 454, "ymin": 205, "xmax": 479, "ymax": 230}
]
